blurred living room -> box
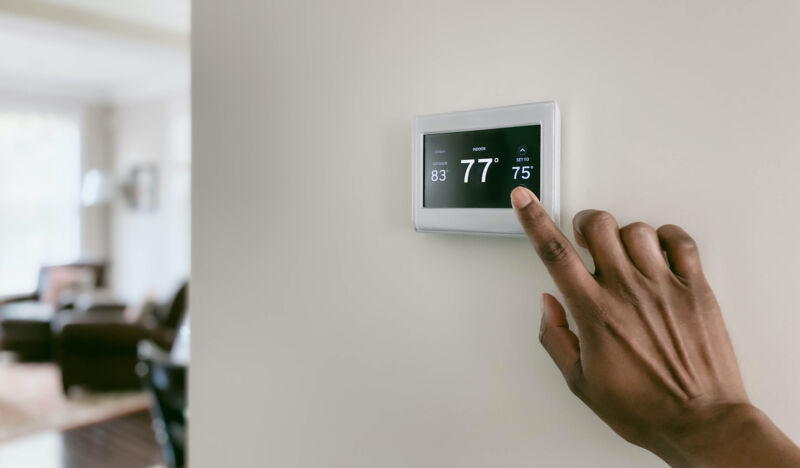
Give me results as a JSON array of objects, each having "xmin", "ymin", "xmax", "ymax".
[{"xmin": 0, "ymin": 1, "xmax": 189, "ymax": 467}]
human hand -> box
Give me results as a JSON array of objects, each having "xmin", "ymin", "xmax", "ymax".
[{"xmin": 510, "ymin": 186, "xmax": 800, "ymax": 467}]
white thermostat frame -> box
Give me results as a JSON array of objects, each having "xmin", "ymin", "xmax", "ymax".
[{"xmin": 412, "ymin": 101, "xmax": 560, "ymax": 235}]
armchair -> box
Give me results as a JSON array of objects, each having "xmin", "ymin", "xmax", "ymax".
[
  {"xmin": 0, "ymin": 261, "xmax": 108, "ymax": 361},
  {"xmin": 53, "ymin": 282, "xmax": 187, "ymax": 392},
  {"xmin": 0, "ymin": 261, "xmax": 108, "ymax": 309}
]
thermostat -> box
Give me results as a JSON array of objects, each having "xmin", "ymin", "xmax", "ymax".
[{"xmin": 412, "ymin": 101, "xmax": 560, "ymax": 235}]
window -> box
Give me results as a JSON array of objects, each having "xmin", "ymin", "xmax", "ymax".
[
  {"xmin": 166, "ymin": 101, "xmax": 191, "ymax": 282},
  {"xmin": 0, "ymin": 107, "xmax": 82, "ymax": 296}
]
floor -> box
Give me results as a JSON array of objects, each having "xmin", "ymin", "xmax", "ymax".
[
  {"xmin": 0, "ymin": 410, "xmax": 164, "ymax": 468},
  {"xmin": 0, "ymin": 361, "xmax": 151, "ymax": 442}
]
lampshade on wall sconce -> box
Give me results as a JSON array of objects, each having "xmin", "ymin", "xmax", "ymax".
[
  {"xmin": 81, "ymin": 169, "xmax": 114, "ymax": 207},
  {"xmin": 81, "ymin": 166, "xmax": 159, "ymax": 211}
]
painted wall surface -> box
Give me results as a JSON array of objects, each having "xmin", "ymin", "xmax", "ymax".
[
  {"xmin": 191, "ymin": 1, "xmax": 800, "ymax": 466},
  {"xmin": 111, "ymin": 94, "xmax": 190, "ymax": 301},
  {"xmin": 80, "ymin": 104, "xmax": 112, "ymax": 260}
]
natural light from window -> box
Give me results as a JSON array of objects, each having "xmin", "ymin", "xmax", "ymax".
[{"xmin": 0, "ymin": 109, "xmax": 81, "ymax": 296}]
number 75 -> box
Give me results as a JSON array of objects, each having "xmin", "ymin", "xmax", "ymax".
[{"xmin": 513, "ymin": 166, "xmax": 532, "ymax": 180}]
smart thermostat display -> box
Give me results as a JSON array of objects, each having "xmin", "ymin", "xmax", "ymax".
[
  {"xmin": 412, "ymin": 102, "xmax": 560, "ymax": 235},
  {"xmin": 423, "ymin": 125, "xmax": 541, "ymax": 208}
]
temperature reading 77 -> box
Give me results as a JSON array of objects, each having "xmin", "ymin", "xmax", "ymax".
[
  {"xmin": 513, "ymin": 165, "xmax": 534, "ymax": 180},
  {"xmin": 461, "ymin": 158, "xmax": 497, "ymax": 183}
]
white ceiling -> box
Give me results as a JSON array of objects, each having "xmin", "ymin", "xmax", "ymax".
[
  {"xmin": 0, "ymin": 0, "xmax": 190, "ymax": 103},
  {"xmin": 42, "ymin": 0, "xmax": 190, "ymax": 35}
]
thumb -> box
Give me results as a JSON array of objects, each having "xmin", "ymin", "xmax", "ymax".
[{"xmin": 540, "ymin": 293, "xmax": 583, "ymax": 393}]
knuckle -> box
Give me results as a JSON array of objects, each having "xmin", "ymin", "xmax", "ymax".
[
  {"xmin": 582, "ymin": 210, "xmax": 617, "ymax": 233},
  {"xmin": 525, "ymin": 204, "xmax": 551, "ymax": 227},
  {"xmin": 657, "ymin": 223, "xmax": 680, "ymax": 233},
  {"xmin": 623, "ymin": 222, "xmax": 654, "ymax": 240},
  {"xmin": 539, "ymin": 238, "xmax": 570, "ymax": 264},
  {"xmin": 657, "ymin": 223, "xmax": 683, "ymax": 238},
  {"xmin": 538, "ymin": 327, "xmax": 547, "ymax": 345},
  {"xmin": 658, "ymin": 224, "xmax": 699, "ymax": 252},
  {"xmin": 675, "ymin": 236, "xmax": 698, "ymax": 253},
  {"xmin": 562, "ymin": 363, "xmax": 586, "ymax": 398},
  {"xmin": 565, "ymin": 375, "xmax": 582, "ymax": 395}
]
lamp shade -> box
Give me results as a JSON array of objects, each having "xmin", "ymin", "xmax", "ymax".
[{"xmin": 81, "ymin": 169, "xmax": 114, "ymax": 206}]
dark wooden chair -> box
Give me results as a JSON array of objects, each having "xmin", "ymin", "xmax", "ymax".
[{"xmin": 138, "ymin": 339, "xmax": 187, "ymax": 468}]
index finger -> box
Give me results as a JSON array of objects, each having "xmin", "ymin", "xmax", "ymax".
[{"xmin": 511, "ymin": 187, "xmax": 596, "ymax": 297}]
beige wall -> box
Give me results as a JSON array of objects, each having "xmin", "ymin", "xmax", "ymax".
[
  {"xmin": 191, "ymin": 1, "xmax": 800, "ymax": 466},
  {"xmin": 110, "ymin": 94, "xmax": 190, "ymax": 301},
  {"xmin": 80, "ymin": 104, "xmax": 112, "ymax": 260}
]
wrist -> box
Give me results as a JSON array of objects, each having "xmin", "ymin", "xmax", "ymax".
[
  {"xmin": 653, "ymin": 403, "xmax": 764, "ymax": 467},
  {"xmin": 651, "ymin": 402, "xmax": 800, "ymax": 468}
]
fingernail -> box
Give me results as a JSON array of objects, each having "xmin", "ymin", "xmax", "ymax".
[{"xmin": 510, "ymin": 186, "xmax": 535, "ymax": 209}]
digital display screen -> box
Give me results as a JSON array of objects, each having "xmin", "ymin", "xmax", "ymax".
[{"xmin": 423, "ymin": 125, "xmax": 541, "ymax": 208}]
